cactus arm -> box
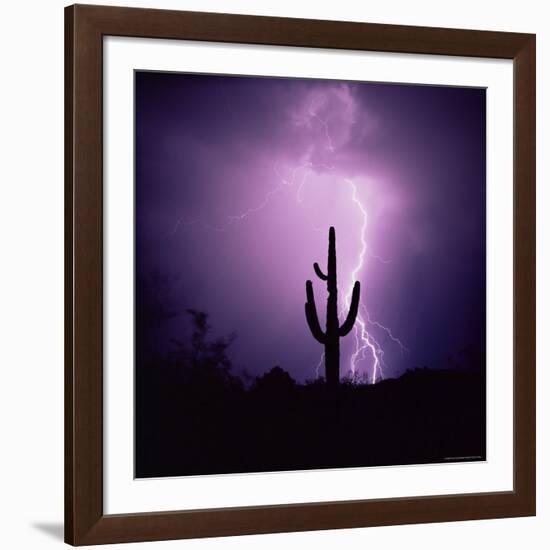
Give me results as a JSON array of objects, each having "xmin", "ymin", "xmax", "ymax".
[
  {"xmin": 313, "ymin": 262, "xmax": 328, "ymax": 281},
  {"xmin": 339, "ymin": 281, "xmax": 361, "ymax": 336},
  {"xmin": 305, "ymin": 302, "xmax": 326, "ymax": 344},
  {"xmin": 305, "ymin": 280, "xmax": 326, "ymax": 344}
]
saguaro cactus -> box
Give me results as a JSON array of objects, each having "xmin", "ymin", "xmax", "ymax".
[{"xmin": 305, "ymin": 227, "xmax": 361, "ymax": 386}]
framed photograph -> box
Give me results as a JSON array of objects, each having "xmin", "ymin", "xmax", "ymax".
[{"xmin": 65, "ymin": 4, "xmax": 536, "ymax": 545}]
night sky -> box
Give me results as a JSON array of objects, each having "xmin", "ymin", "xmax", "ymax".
[{"xmin": 135, "ymin": 71, "xmax": 486, "ymax": 383}]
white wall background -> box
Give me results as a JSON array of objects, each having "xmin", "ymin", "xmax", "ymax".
[{"xmin": 0, "ymin": 0, "xmax": 546, "ymax": 548}]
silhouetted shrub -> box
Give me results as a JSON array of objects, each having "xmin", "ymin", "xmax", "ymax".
[{"xmin": 254, "ymin": 366, "xmax": 296, "ymax": 392}]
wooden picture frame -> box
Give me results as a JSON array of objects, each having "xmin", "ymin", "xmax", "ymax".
[{"xmin": 65, "ymin": 4, "xmax": 535, "ymax": 545}]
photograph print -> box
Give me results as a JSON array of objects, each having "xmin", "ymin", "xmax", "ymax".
[{"xmin": 135, "ymin": 71, "xmax": 486, "ymax": 478}]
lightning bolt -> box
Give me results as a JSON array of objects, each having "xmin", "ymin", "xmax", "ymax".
[
  {"xmin": 342, "ymin": 178, "xmax": 381, "ymax": 383},
  {"xmin": 169, "ymin": 85, "xmax": 406, "ymax": 383},
  {"xmin": 169, "ymin": 161, "xmax": 317, "ymax": 236},
  {"xmin": 339, "ymin": 179, "xmax": 408, "ymax": 383}
]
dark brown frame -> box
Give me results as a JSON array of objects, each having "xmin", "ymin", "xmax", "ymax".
[{"xmin": 65, "ymin": 3, "xmax": 536, "ymax": 545}]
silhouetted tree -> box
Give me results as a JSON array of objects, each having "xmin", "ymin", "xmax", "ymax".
[
  {"xmin": 170, "ymin": 309, "xmax": 242, "ymax": 391},
  {"xmin": 305, "ymin": 227, "xmax": 360, "ymax": 386}
]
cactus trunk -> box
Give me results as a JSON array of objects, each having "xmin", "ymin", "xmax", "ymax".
[{"xmin": 305, "ymin": 227, "xmax": 361, "ymax": 386}]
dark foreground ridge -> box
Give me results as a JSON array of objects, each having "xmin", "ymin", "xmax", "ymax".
[{"xmin": 135, "ymin": 311, "xmax": 486, "ymax": 478}]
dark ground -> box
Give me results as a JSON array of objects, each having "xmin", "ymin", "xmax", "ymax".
[{"xmin": 135, "ymin": 311, "xmax": 486, "ymax": 478}]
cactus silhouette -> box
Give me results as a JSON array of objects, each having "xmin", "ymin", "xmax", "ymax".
[{"xmin": 305, "ymin": 227, "xmax": 361, "ymax": 386}]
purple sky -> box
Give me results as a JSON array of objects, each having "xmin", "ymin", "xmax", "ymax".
[{"xmin": 135, "ymin": 71, "xmax": 486, "ymax": 383}]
